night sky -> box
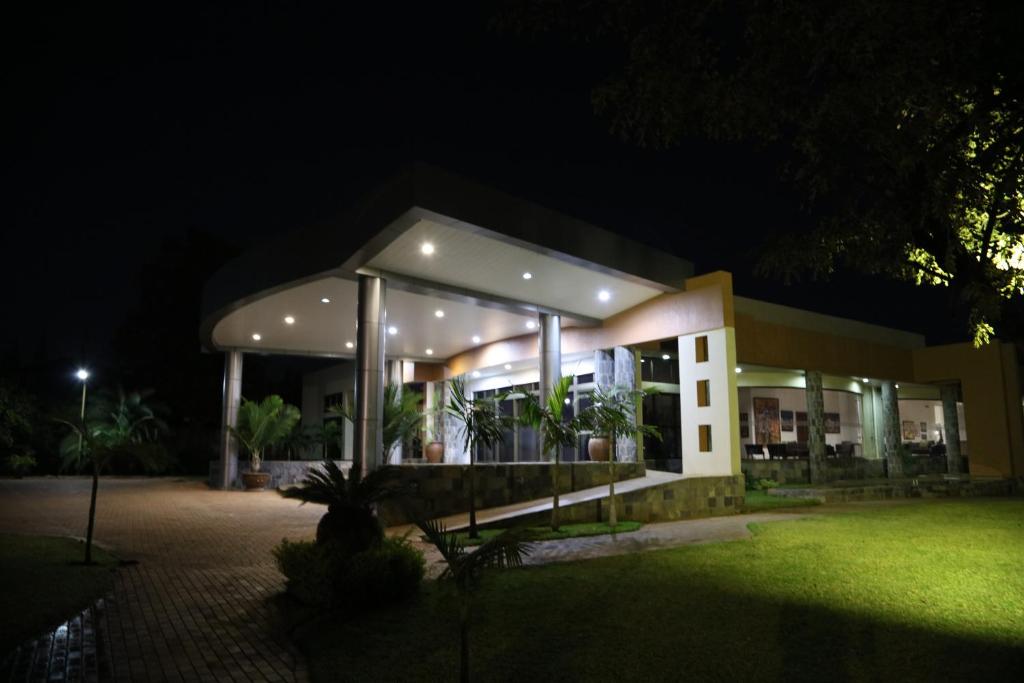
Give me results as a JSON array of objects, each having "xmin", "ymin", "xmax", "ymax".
[{"xmin": 3, "ymin": 3, "xmax": 957, "ymax": 374}]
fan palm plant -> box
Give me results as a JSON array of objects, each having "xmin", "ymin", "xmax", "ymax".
[
  {"xmin": 520, "ymin": 375, "xmax": 589, "ymax": 531},
  {"xmin": 57, "ymin": 387, "xmax": 168, "ymax": 564},
  {"xmin": 326, "ymin": 383, "xmax": 422, "ymax": 463},
  {"xmin": 279, "ymin": 460, "xmax": 406, "ymax": 553},
  {"xmin": 587, "ymin": 385, "xmax": 661, "ymax": 526},
  {"xmin": 445, "ymin": 378, "xmax": 515, "ymax": 538},
  {"xmin": 229, "ymin": 395, "xmax": 300, "ymax": 473},
  {"xmin": 417, "ymin": 518, "xmax": 531, "ymax": 683}
]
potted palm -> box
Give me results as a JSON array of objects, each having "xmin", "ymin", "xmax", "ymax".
[
  {"xmin": 424, "ymin": 383, "xmax": 445, "ymax": 463},
  {"xmin": 230, "ymin": 395, "xmax": 301, "ymax": 490},
  {"xmin": 587, "ymin": 385, "xmax": 660, "ymax": 526},
  {"xmin": 521, "ymin": 375, "xmax": 588, "ymax": 530}
]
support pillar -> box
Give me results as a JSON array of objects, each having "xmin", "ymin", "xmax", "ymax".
[
  {"xmin": 538, "ymin": 313, "xmax": 561, "ymax": 460},
  {"xmin": 354, "ymin": 275, "xmax": 386, "ymax": 478},
  {"xmin": 593, "ymin": 349, "xmax": 614, "ymax": 391},
  {"xmin": 804, "ymin": 370, "xmax": 825, "ymax": 483},
  {"xmin": 880, "ymin": 380, "xmax": 902, "ymax": 478},
  {"xmin": 218, "ymin": 350, "xmax": 243, "ymax": 489},
  {"xmin": 940, "ymin": 383, "xmax": 963, "ymax": 475}
]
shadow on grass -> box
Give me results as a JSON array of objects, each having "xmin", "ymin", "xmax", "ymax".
[{"xmin": 281, "ymin": 565, "xmax": 1024, "ymax": 683}]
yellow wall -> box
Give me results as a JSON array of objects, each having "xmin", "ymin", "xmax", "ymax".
[{"xmin": 913, "ymin": 341, "xmax": 1024, "ymax": 477}]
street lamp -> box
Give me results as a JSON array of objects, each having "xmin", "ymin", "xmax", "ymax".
[{"xmin": 76, "ymin": 369, "xmax": 89, "ymax": 459}]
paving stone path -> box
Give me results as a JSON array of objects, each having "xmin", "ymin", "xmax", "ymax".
[{"xmin": 0, "ymin": 477, "xmax": 322, "ymax": 683}]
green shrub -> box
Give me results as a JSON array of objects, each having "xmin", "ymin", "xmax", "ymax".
[
  {"xmin": 745, "ymin": 477, "xmax": 780, "ymax": 491},
  {"xmin": 273, "ymin": 536, "xmax": 425, "ymax": 610},
  {"xmin": 6, "ymin": 454, "xmax": 36, "ymax": 476}
]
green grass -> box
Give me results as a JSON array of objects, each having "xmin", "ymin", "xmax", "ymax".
[
  {"xmin": 740, "ymin": 489, "xmax": 822, "ymax": 512},
  {"xmin": 454, "ymin": 521, "xmax": 643, "ymax": 546},
  {"xmin": 0, "ymin": 535, "xmax": 118, "ymax": 655},
  {"xmin": 290, "ymin": 498, "xmax": 1024, "ymax": 682}
]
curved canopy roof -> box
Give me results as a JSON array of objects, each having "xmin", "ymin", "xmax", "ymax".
[{"xmin": 201, "ymin": 164, "xmax": 694, "ymax": 360}]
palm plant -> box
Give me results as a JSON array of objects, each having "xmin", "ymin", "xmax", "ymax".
[
  {"xmin": 520, "ymin": 375, "xmax": 589, "ymax": 531},
  {"xmin": 417, "ymin": 518, "xmax": 531, "ymax": 683},
  {"xmin": 279, "ymin": 460, "xmax": 406, "ymax": 552},
  {"xmin": 445, "ymin": 378, "xmax": 515, "ymax": 538},
  {"xmin": 58, "ymin": 387, "xmax": 169, "ymax": 564},
  {"xmin": 326, "ymin": 384, "xmax": 422, "ymax": 463},
  {"xmin": 229, "ymin": 395, "xmax": 300, "ymax": 472},
  {"xmin": 587, "ymin": 385, "xmax": 661, "ymax": 527}
]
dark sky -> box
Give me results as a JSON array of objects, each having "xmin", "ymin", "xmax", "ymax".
[{"xmin": 2, "ymin": 3, "xmax": 958, "ymax": 372}]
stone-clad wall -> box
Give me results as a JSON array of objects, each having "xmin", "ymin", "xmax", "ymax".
[
  {"xmin": 742, "ymin": 455, "xmax": 963, "ymax": 485},
  {"xmin": 492, "ymin": 474, "xmax": 745, "ymax": 526},
  {"xmin": 211, "ymin": 459, "xmax": 350, "ymax": 490},
  {"xmin": 379, "ymin": 462, "xmax": 646, "ymax": 524}
]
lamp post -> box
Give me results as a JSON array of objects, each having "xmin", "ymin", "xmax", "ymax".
[{"xmin": 76, "ymin": 369, "xmax": 89, "ymax": 460}]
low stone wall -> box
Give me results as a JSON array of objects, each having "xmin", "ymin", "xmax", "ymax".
[
  {"xmin": 742, "ymin": 457, "xmax": 887, "ymax": 484},
  {"xmin": 379, "ymin": 462, "xmax": 646, "ymax": 524},
  {"xmin": 768, "ymin": 476, "xmax": 1017, "ymax": 504},
  {"xmin": 489, "ymin": 474, "xmax": 745, "ymax": 527},
  {"xmin": 209, "ymin": 459, "xmax": 350, "ymax": 489}
]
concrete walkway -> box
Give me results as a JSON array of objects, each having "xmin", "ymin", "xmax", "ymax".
[{"xmin": 0, "ymin": 477, "xmax": 322, "ymax": 683}]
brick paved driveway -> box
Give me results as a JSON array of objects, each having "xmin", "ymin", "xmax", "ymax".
[{"xmin": 0, "ymin": 477, "xmax": 322, "ymax": 682}]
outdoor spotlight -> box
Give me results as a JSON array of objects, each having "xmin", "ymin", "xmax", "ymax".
[
  {"xmin": 252, "ymin": 333, "xmax": 262, "ymax": 341},
  {"xmin": 662, "ymin": 354, "xmax": 670, "ymax": 360},
  {"xmin": 435, "ymin": 309, "xmax": 445, "ymax": 318},
  {"xmin": 320, "ymin": 297, "xmax": 331, "ymax": 304},
  {"xmin": 388, "ymin": 326, "xmax": 398, "ymax": 335},
  {"xmin": 597, "ymin": 289, "xmax": 611, "ymax": 302},
  {"xmin": 421, "ymin": 242, "xmax": 435, "ymax": 255},
  {"xmin": 284, "ymin": 315, "xmax": 295, "ymax": 325},
  {"xmin": 425, "ymin": 348, "xmax": 434, "ymax": 356},
  {"xmin": 76, "ymin": 369, "xmax": 89, "ymax": 381},
  {"xmin": 345, "ymin": 341, "xmax": 354, "ymax": 349},
  {"xmin": 735, "ymin": 367, "xmax": 743, "ymax": 373},
  {"xmin": 472, "ymin": 335, "xmax": 481, "ymax": 344}
]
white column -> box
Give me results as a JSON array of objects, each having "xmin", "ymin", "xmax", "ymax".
[
  {"xmin": 354, "ymin": 275, "xmax": 386, "ymax": 477},
  {"xmin": 218, "ymin": 350, "xmax": 243, "ymax": 489},
  {"xmin": 677, "ymin": 328, "xmax": 741, "ymax": 477},
  {"xmin": 386, "ymin": 360, "xmax": 404, "ymax": 464}
]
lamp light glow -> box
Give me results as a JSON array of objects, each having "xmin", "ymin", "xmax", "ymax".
[
  {"xmin": 76, "ymin": 369, "xmax": 89, "ymax": 381},
  {"xmin": 388, "ymin": 326, "xmax": 398, "ymax": 335},
  {"xmin": 345, "ymin": 341, "xmax": 354, "ymax": 349},
  {"xmin": 862, "ymin": 378, "xmax": 870, "ymax": 383},
  {"xmin": 526, "ymin": 320, "xmax": 537, "ymax": 330},
  {"xmin": 472, "ymin": 371, "xmax": 481, "ymax": 378},
  {"xmin": 504, "ymin": 363, "xmax": 512, "ymax": 370},
  {"xmin": 251, "ymin": 333, "xmax": 262, "ymax": 341},
  {"xmin": 320, "ymin": 297, "xmax": 331, "ymax": 304},
  {"xmin": 434, "ymin": 310, "xmax": 445, "ymax": 318},
  {"xmin": 421, "ymin": 242, "xmax": 435, "ymax": 255},
  {"xmin": 735, "ymin": 367, "xmax": 743, "ymax": 373},
  {"xmin": 522, "ymin": 272, "xmax": 533, "ymax": 280},
  {"xmin": 471, "ymin": 335, "xmax": 481, "ymax": 344},
  {"xmin": 597, "ymin": 289, "xmax": 611, "ymax": 302},
  {"xmin": 425, "ymin": 348, "xmax": 434, "ymax": 356},
  {"xmin": 662, "ymin": 354, "xmax": 670, "ymax": 360},
  {"xmin": 284, "ymin": 315, "xmax": 295, "ymax": 325}
]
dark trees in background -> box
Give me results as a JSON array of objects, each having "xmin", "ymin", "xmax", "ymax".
[{"xmin": 504, "ymin": 0, "xmax": 1024, "ymax": 346}]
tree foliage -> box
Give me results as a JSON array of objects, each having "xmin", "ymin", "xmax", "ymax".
[
  {"xmin": 229, "ymin": 395, "xmax": 300, "ymax": 472},
  {"xmin": 504, "ymin": 0, "xmax": 1024, "ymax": 344}
]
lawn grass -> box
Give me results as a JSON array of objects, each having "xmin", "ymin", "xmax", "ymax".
[
  {"xmin": 292, "ymin": 498, "xmax": 1024, "ymax": 682},
  {"xmin": 454, "ymin": 521, "xmax": 643, "ymax": 546},
  {"xmin": 0, "ymin": 535, "xmax": 118, "ymax": 655},
  {"xmin": 740, "ymin": 489, "xmax": 822, "ymax": 512}
]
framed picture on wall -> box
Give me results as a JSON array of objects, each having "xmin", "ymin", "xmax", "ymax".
[
  {"xmin": 920, "ymin": 421, "xmax": 928, "ymax": 439},
  {"xmin": 824, "ymin": 412, "xmax": 841, "ymax": 434},
  {"xmin": 739, "ymin": 412, "xmax": 749, "ymax": 439},
  {"xmin": 753, "ymin": 397, "xmax": 781, "ymax": 444},
  {"xmin": 780, "ymin": 410, "xmax": 794, "ymax": 432},
  {"xmin": 902, "ymin": 420, "xmax": 918, "ymax": 441}
]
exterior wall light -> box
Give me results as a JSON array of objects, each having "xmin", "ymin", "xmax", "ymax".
[
  {"xmin": 735, "ymin": 367, "xmax": 743, "ymax": 373},
  {"xmin": 862, "ymin": 378, "xmax": 870, "ymax": 383},
  {"xmin": 320, "ymin": 297, "xmax": 331, "ymax": 304},
  {"xmin": 662, "ymin": 354, "xmax": 670, "ymax": 360},
  {"xmin": 284, "ymin": 316, "xmax": 295, "ymax": 325}
]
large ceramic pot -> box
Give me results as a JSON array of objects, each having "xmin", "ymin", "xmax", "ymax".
[
  {"xmin": 241, "ymin": 472, "xmax": 271, "ymax": 490},
  {"xmin": 425, "ymin": 442, "xmax": 445, "ymax": 464},
  {"xmin": 587, "ymin": 437, "xmax": 610, "ymax": 462}
]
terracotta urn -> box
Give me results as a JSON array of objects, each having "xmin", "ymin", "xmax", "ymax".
[
  {"xmin": 241, "ymin": 472, "xmax": 271, "ymax": 490},
  {"xmin": 425, "ymin": 441, "xmax": 445, "ymax": 464},
  {"xmin": 588, "ymin": 437, "xmax": 610, "ymax": 462}
]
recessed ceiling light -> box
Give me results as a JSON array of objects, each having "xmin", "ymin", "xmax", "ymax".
[
  {"xmin": 526, "ymin": 320, "xmax": 537, "ymax": 330},
  {"xmin": 320, "ymin": 297, "xmax": 331, "ymax": 304},
  {"xmin": 662, "ymin": 354, "xmax": 670, "ymax": 360},
  {"xmin": 388, "ymin": 326, "xmax": 398, "ymax": 335},
  {"xmin": 504, "ymin": 363, "xmax": 512, "ymax": 370},
  {"xmin": 252, "ymin": 333, "xmax": 262, "ymax": 341},
  {"xmin": 862, "ymin": 378, "xmax": 870, "ymax": 383},
  {"xmin": 421, "ymin": 242, "xmax": 435, "ymax": 255},
  {"xmin": 345, "ymin": 341, "xmax": 354, "ymax": 349},
  {"xmin": 895, "ymin": 383, "xmax": 900, "ymax": 389},
  {"xmin": 284, "ymin": 315, "xmax": 295, "ymax": 325},
  {"xmin": 434, "ymin": 309, "xmax": 445, "ymax": 318},
  {"xmin": 425, "ymin": 348, "xmax": 434, "ymax": 356},
  {"xmin": 735, "ymin": 367, "xmax": 743, "ymax": 373},
  {"xmin": 471, "ymin": 335, "xmax": 481, "ymax": 344},
  {"xmin": 522, "ymin": 272, "xmax": 533, "ymax": 280},
  {"xmin": 564, "ymin": 397, "xmax": 571, "ymax": 405},
  {"xmin": 597, "ymin": 289, "xmax": 611, "ymax": 302},
  {"xmin": 472, "ymin": 371, "xmax": 481, "ymax": 378}
]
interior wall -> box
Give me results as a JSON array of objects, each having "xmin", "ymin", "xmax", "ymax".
[
  {"xmin": 737, "ymin": 387, "xmax": 863, "ymax": 447},
  {"xmin": 897, "ymin": 399, "xmax": 967, "ymax": 443}
]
